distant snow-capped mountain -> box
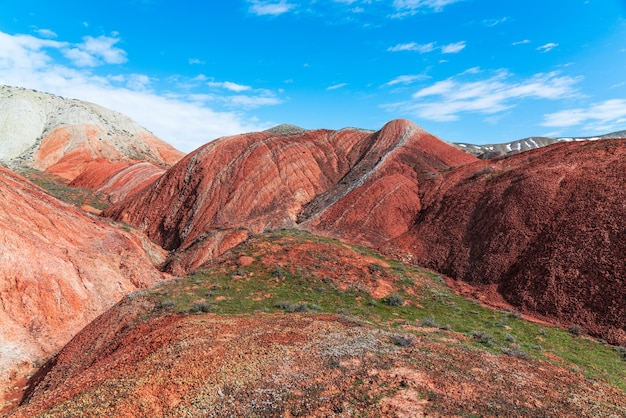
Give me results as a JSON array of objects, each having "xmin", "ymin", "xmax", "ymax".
[{"xmin": 455, "ymin": 130, "xmax": 626, "ymax": 159}]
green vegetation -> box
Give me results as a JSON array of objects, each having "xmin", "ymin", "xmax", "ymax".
[
  {"xmin": 146, "ymin": 229, "xmax": 626, "ymax": 393},
  {"xmin": 18, "ymin": 168, "xmax": 109, "ymax": 210}
]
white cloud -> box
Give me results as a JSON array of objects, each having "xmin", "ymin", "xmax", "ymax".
[
  {"xmin": 460, "ymin": 66, "xmax": 481, "ymax": 75},
  {"xmin": 34, "ymin": 29, "xmax": 58, "ymax": 38},
  {"xmin": 0, "ymin": 30, "xmax": 279, "ymax": 152},
  {"xmin": 383, "ymin": 74, "xmax": 429, "ymax": 87},
  {"xmin": 125, "ymin": 74, "xmax": 152, "ymax": 91},
  {"xmin": 385, "ymin": 70, "xmax": 581, "ymax": 122},
  {"xmin": 327, "ymin": 83, "xmax": 348, "ymax": 90},
  {"xmin": 388, "ymin": 42, "xmax": 435, "ymax": 53},
  {"xmin": 541, "ymin": 99, "xmax": 626, "ymax": 133},
  {"xmin": 483, "ymin": 17, "xmax": 508, "ymax": 27},
  {"xmin": 441, "ymin": 41, "xmax": 465, "ymax": 54},
  {"xmin": 61, "ymin": 35, "xmax": 128, "ymax": 67},
  {"xmin": 536, "ymin": 42, "xmax": 558, "ymax": 53},
  {"xmin": 392, "ymin": 0, "xmax": 465, "ymax": 16},
  {"xmin": 512, "ymin": 39, "xmax": 530, "ymax": 46},
  {"xmin": 248, "ymin": 0, "xmax": 295, "ymax": 16},
  {"xmin": 189, "ymin": 58, "xmax": 205, "ymax": 65},
  {"xmin": 208, "ymin": 81, "xmax": 252, "ymax": 92},
  {"xmin": 388, "ymin": 41, "xmax": 465, "ymax": 54}
]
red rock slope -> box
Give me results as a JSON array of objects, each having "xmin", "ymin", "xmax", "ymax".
[
  {"xmin": 103, "ymin": 119, "xmax": 475, "ymax": 273},
  {"xmin": 391, "ymin": 138, "xmax": 626, "ymax": 344},
  {"xmin": 0, "ymin": 165, "xmax": 166, "ymax": 404},
  {"xmin": 69, "ymin": 161, "xmax": 167, "ymax": 204}
]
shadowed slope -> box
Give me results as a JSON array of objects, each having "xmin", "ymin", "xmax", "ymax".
[{"xmin": 391, "ymin": 139, "xmax": 626, "ymax": 344}]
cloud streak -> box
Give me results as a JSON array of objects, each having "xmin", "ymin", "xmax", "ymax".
[
  {"xmin": 541, "ymin": 99, "xmax": 626, "ymax": 133},
  {"xmin": 383, "ymin": 74, "xmax": 430, "ymax": 87},
  {"xmin": 536, "ymin": 42, "xmax": 558, "ymax": 53},
  {"xmin": 388, "ymin": 41, "xmax": 465, "ymax": 54},
  {"xmin": 248, "ymin": 0, "xmax": 296, "ymax": 16},
  {"xmin": 392, "ymin": 0, "xmax": 466, "ymax": 16},
  {"xmin": 385, "ymin": 70, "xmax": 582, "ymax": 122}
]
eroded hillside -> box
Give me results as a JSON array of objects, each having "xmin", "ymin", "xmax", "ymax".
[{"xmin": 0, "ymin": 165, "xmax": 166, "ymax": 410}]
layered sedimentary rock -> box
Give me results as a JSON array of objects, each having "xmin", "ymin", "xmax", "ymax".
[
  {"xmin": 0, "ymin": 165, "xmax": 166, "ymax": 399},
  {"xmin": 0, "ymin": 85, "xmax": 183, "ymax": 198},
  {"xmin": 104, "ymin": 119, "xmax": 475, "ymax": 273},
  {"xmin": 69, "ymin": 161, "xmax": 166, "ymax": 204}
]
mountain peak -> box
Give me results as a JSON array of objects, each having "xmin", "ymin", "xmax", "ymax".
[{"xmin": 0, "ymin": 85, "xmax": 184, "ymax": 181}]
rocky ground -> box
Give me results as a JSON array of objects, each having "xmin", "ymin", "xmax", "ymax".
[{"xmin": 8, "ymin": 231, "xmax": 626, "ymax": 417}]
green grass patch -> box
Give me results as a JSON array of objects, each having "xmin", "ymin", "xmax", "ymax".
[
  {"xmin": 146, "ymin": 229, "xmax": 626, "ymax": 393},
  {"xmin": 18, "ymin": 168, "xmax": 109, "ymax": 210}
]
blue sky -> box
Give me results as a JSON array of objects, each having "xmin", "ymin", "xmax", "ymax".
[{"xmin": 1, "ymin": 0, "xmax": 625, "ymax": 152}]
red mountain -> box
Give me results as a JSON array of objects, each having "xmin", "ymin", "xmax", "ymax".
[
  {"xmin": 390, "ymin": 138, "xmax": 626, "ymax": 344},
  {"xmin": 104, "ymin": 120, "xmax": 626, "ymax": 344},
  {"xmin": 0, "ymin": 85, "xmax": 184, "ymax": 202},
  {"xmin": 103, "ymin": 119, "xmax": 476, "ymax": 273}
]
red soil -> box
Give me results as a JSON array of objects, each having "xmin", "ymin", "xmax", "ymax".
[
  {"xmin": 390, "ymin": 139, "xmax": 626, "ymax": 344},
  {"xmin": 0, "ymin": 165, "xmax": 167, "ymax": 408}
]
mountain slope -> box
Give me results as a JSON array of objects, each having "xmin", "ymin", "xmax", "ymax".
[
  {"xmin": 103, "ymin": 119, "xmax": 476, "ymax": 273},
  {"xmin": 456, "ymin": 130, "xmax": 626, "ymax": 159},
  {"xmin": 0, "ymin": 85, "xmax": 183, "ymax": 201},
  {"xmin": 390, "ymin": 138, "xmax": 626, "ymax": 344},
  {"xmin": 103, "ymin": 119, "xmax": 626, "ymax": 344},
  {"xmin": 0, "ymin": 165, "xmax": 166, "ymax": 407}
]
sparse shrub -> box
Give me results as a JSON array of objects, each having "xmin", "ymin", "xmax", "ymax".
[
  {"xmin": 568, "ymin": 325, "xmax": 584, "ymax": 336},
  {"xmin": 419, "ymin": 316, "xmax": 439, "ymax": 328},
  {"xmin": 505, "ymin": 334, "xmax": 516, "ymax": 343},
  {"xmin": 368, "ymin": 263, "xmax": 385, "ymax": 274},
  {"xmin": 127, "ymin": 290, "xmax": 147, "ymax": 300},
  {"xmin": 616, "ymin": 346, "xmax": 626, "ymax": 360},
  {"xmin": 470, "ymin": 330, "xmax": 494, "ymax": 346},
  {"xmin": 326, "ymin": 358, "xmax": 341, "ymax": 368},
  {"xmin": 274, "ymin": 301, "xmax": 310, "ymax": 313},
  {"xmin": 382, "ymin": 293, "xmax": 404, "ymax": 306},
  {"xmin": 190, "ymin": 302, "xmax": 215, "ymax": 313},
  {"xmin": 292, "ymin": 303, "xmax": 310, "ymax": 313},
  {"xmin": 204, "ymin": 291, "xmax": 215, "ymax": 298},
  {"xmin": 539, "ymin": 329, "xmax": 547, "ymax": 336},
  {"xmin": 159, "ymin": 300, "xmax": 176, "ymax": 309},
  {"xmin": 503, "ymin": 344, "xmax": 529, "ymax": 360},
  {"xmin": 274, "ymin": 301, "xmax": 293, "ymax": 310},
  {"xmin": 508, "ymin": 310, "xmax": 522, "ymax": 320},
  {"xmin": 272, "ymin": 267, "xmax": 287, "ymax": 279},
  {"xmin": 367, "ymin": 299, "xmax": 378, "ymax": 307},
  {"xmin": 391, "ymin": 334, "xmax": 415, "ymax": 347}
]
